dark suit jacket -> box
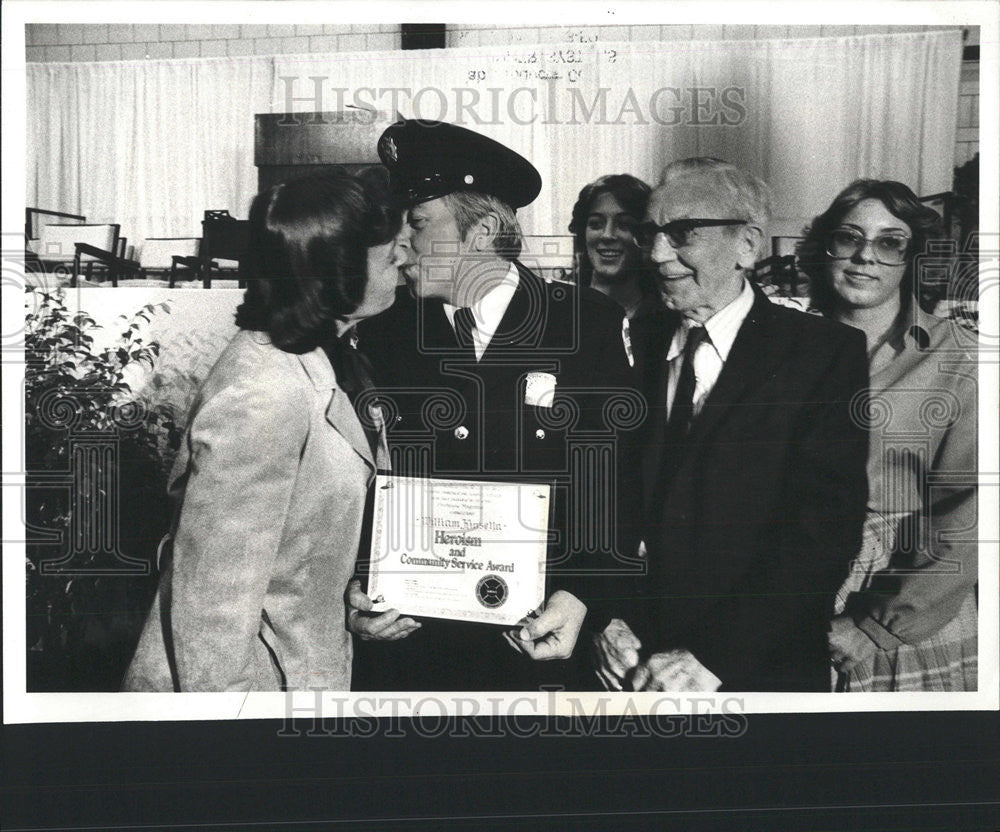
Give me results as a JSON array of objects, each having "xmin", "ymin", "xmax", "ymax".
[
  {"xmin": 625, "ymin": 286, "xmax": 869, "ymax": 691},
  {"xmin": 356, "ymin": 262, "xmax": 641, "ymax": 690}
]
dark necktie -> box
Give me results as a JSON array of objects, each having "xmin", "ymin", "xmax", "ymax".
[
  {"xmin": 656, "ymin": 325, "xmax": 708, "ymax": 495},
  {"xmin": 454, "ymin": 306, "xmax": 476, "ymax": 357},
  {"xmin": 453, "ymin": 306, "xmax": 477, "ymax": 356},
  {"xmin": 666, "ymin": 325, "xmax": 708, "ymax": 440}
]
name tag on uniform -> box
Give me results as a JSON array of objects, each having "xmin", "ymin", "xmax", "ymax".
[
  {"xmin": 367, "ymin": 475, "xmax": 549, "ymax": 625},
  {"xmin": 524, "ymin": 371, "xmax": 556, "ymax": 407}
]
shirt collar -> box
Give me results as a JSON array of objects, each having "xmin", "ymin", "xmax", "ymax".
[
  {"xmin": 903, "ymin": 306, "xmax": 933, "ymax": 351},
  {"xmin": 666, "ymin": 278, "xmax": 755, "ymax": 362},
  {"xmin": 443, "ymin": 262, "xmax": 520, "ymax": 342},
  {"xmin": 875, "ymin": 305, "xmax": 933, "ymax": 359}
]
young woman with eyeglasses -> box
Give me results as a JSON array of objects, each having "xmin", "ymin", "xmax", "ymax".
[{"xmin": 798, "ymin": 179, "xmax": 977, "ymax": 692}]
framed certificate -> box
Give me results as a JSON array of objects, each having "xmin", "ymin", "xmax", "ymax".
[{"xmin": 367, "ymin": 475, "xmax": 550, "ymax": 626}]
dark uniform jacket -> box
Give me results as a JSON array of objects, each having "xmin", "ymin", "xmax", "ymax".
[
  {"xmin": 625, "ymin": 286, "xmax": 869, "ymax": 691},
  {"xmin": 356, "ymin": 262, "xmax": 641, "ymax": 690}
]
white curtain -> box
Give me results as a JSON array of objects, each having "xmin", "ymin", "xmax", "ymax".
[
  {"xmin": 28, "ymin": 57, "xmax": 273, "ymax": 239},
  {"xmin": 27, "ymin": 30, "xmax": 962, "ymax": 241}
]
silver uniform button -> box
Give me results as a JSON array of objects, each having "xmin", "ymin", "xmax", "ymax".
[
  {"xmin": 454, "ymin": 426, "xmax": 469, "ymax": 440},
  {"xmin": 535, "ymin": 429, "xmax": 545, "ymax": 440}
]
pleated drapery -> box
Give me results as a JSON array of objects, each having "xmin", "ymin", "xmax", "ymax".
[{"xmin": 27, "ymin": 30, "xmax": 962, "ymax": 241}]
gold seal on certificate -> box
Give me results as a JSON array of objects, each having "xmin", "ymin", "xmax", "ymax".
[{"xmin": 367, "ymin": 475, "xmax": 550, "ymax": 626}]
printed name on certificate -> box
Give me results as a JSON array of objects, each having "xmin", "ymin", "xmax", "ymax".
[{"xmin": 367, "ymin": 475, "xmax": 549, "ymax": 626}]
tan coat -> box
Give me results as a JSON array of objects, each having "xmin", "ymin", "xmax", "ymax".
[{"xmin": 123, "ymin": 329, "xmax": 387, "ymax": 691}]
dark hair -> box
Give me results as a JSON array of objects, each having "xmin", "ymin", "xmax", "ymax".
[
  {"xmin": 798, "ymin": 179, "xmax": 944, "ymax": 316},
  {"xmin": 235, "ymin": 168, "xmax": 401, "ymax": 353},
  {"xmin": 568, "ymin": 174, "xmax": 651, "ymax": 288}
]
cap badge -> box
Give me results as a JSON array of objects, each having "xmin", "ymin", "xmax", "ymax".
[{"xmin": 380, "ymin": 135, "xmax": 398, "ymax": 163}]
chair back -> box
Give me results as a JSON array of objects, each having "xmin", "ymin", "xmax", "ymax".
[
  {"xmin": 25, "ymin": 208, "xmax": 86, "ymax": 241},
  {"xmin": 201, "ymin": 213, "xmax": 249, "ymax": 271},
  {"xmin": 32, "ymin": 223, "xmax": 120, "ymax": 263}
]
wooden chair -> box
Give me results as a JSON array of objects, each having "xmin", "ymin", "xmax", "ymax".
[
  {"xmin": 753, "ymin": 235, "xmax": 810, "ymax": 298},
  {"xmin": 24, "ymin": 208, "xmax": 86, "ymax": 282},
  {"xmin": 753, "ymin": 254, "xmax": 799, "ymax": 295},
  {"xmin": 28, "ymin": 222, "xmax": 139, "ymax": 286},
  {"xmin": 136, "ymin": 237, "xmax": 201, "ymax": 284},
  {"xmin": 25, "ymin": 208, "xmax": 86, "ymax": 241},
  {"xmin": 197, "ymin": 210, "xmax": 249, "ymax": 288},
  {"xmin": 73, "ymin": 238, "xmax": 141, "ymax": 287}
]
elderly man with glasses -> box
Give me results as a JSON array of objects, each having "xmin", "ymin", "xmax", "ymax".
[{"xmin": 594, "ymin": 158, "xmax": 870, "ymax": 692}]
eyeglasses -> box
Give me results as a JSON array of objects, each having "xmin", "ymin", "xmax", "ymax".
[
  {"xmin": 635, "ymin": 219, "xmax": 747, "ymax": 250},
  {"xmin": 826, "ymin": 228, "xmax": 911, "ymax": 266}
]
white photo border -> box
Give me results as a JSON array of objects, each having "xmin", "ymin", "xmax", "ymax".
[{"xmin": 3, "ymin": 0, "xmax": 997, "ymax": 723}]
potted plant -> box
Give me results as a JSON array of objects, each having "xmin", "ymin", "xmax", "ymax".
[{"xmin": 25, "ymin": 288, "xmax": 182, "ymax": 691}]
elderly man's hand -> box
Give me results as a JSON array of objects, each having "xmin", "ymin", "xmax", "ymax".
[
  {"xmin": 345, "ymin": 579, "xmax": 421, "ymax": 641},
  {"xmin": 631, "ymin": 649, "xmax": 722, "ymax": 692},
  {"xmin": 504, "ymin": 590, "xmax": 587, "ymax": 660},
  {"xmin": 591, "ymin": 618, "xmax": 643, "ymax": 691}
]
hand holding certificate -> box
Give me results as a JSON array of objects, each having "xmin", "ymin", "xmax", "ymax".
[
  {"xmin": 345, "ymin": 579, "xmax": 421, "ymax": 642},
  {"xmin": 505, "ymin": 590, "xmax": 587, "ymax": 661},
  {"xmin": 367, "ymin": 475, "xmax": 550, "ymax": 626}
]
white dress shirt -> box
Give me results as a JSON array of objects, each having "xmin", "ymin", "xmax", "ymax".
[
  {"xmin": 664, "ymin": 278, "xmax": 755, "ymax": 419},
  {"xmin": 442, "ymin": 262, "xmax": 520, "ymax": 361}
]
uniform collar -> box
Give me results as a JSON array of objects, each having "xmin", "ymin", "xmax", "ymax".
[{"xmin": 442, "ymin": 261, "xmax": 520, "ymax": 350}]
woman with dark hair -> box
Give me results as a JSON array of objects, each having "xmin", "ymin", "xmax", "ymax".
[
  {"xmin": 124, "ymin": 170, "xmax": 418, "ymax": 692},
  {"xmin": 569, "ymin": 174, "xmax": 660, "ymax": 320},
  {"xmin": 799, "ymin": 179, "xmax": 977, "ymax": 692}
]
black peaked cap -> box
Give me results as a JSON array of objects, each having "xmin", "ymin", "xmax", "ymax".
[{"xmin": 377, "ymin": 119, "xmax": 542, "ymax": 209}]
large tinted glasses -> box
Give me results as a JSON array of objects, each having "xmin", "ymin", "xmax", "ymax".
[{"xmin": 826, "ymin": 228, "xmax": 911, "ymax": 266}]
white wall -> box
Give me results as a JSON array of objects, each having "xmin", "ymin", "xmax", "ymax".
[{"xmin": 25, "ymin": 24, "xmax": 401, "ymax": 62}]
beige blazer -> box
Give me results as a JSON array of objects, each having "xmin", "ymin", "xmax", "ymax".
[{"xmin": 123, "ymin": 329, "xmax": 388, "ymax": 691}]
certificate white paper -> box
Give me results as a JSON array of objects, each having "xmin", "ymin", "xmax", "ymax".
[{"xmin": 367, "ymin": 475, "xmax": 550, "ymax": 625}]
